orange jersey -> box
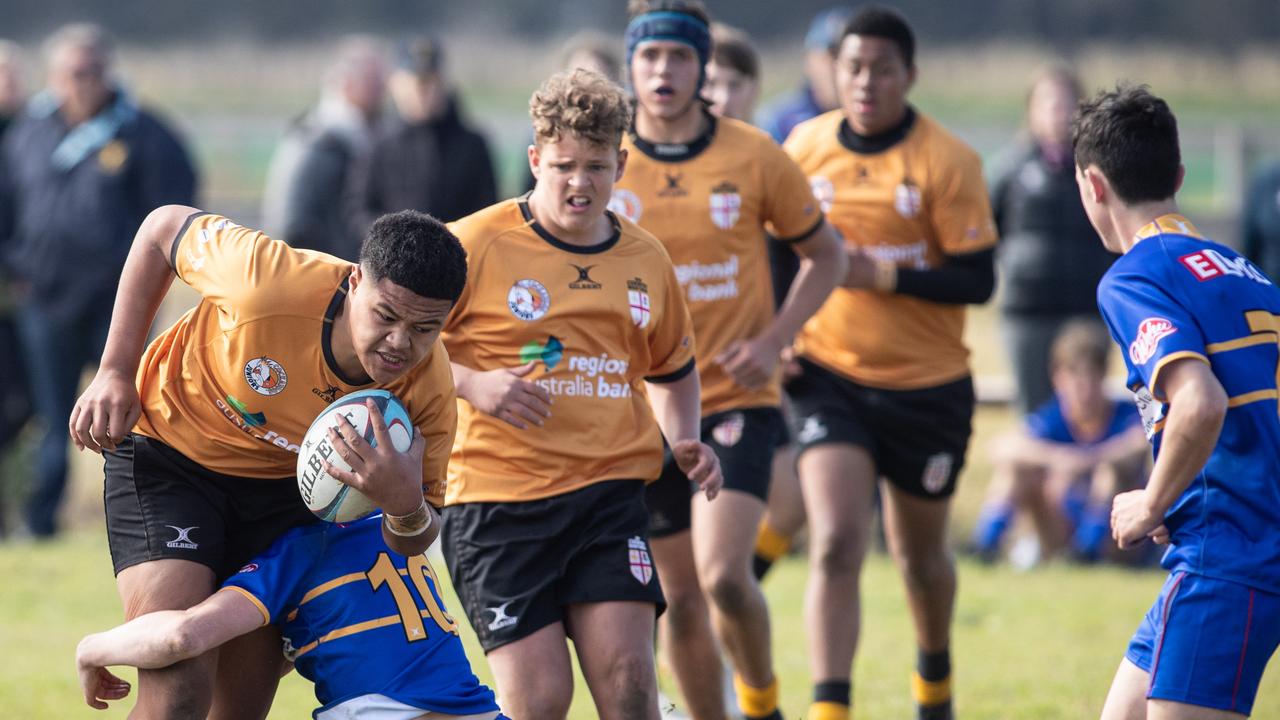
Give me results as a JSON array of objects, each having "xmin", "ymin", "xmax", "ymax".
[
  {"xmin": 443, "ymin": 198, "xmax": 695, "ymax": 504},
  {"xmin": 784, "ymin": 109, "xmax": 997, "ymax": 389},
  {"xmin": 134, "ymin": 213, "xmax": 457, "ymax": 504},
  {"xmin": 614, "ymin": 115, "xmax": 823, "ymax": 415}
]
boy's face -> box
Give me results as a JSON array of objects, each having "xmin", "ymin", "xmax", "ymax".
[
  {"xmin": 529, "ymin": 134, "xmax": 627, "ymax": 237},
  {"xmin": 703, "ymin": 60, "xmax": 758, "ymax": 122},
  {"xmin": 835, "ymin": 34, "xmax": 915, "ymax": 136},
  {"xmin": 1053, "ymin": 360, "xmax": 1106, "ymax": 416},
  {"xmin": 631, "ymin": 39, "xmax": 702, "ymax": 121},
  {"xmin": 346, "ymin": 266, "xmax": 452, "ymax": 384}
]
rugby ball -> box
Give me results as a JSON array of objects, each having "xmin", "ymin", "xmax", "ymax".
[{"xmin": 297, "ymin": 389, "xmax": 414, "ymax": 522}]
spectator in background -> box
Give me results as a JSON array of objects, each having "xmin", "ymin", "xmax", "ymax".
[
  {"xmin": 0, "ymin": 23, "xmax": 196, "ymax": 539},
  {"xmin": 703, "ymin": 23, "xmax": 760, "ymax": 123},
  {"xmin": 757, "ymin": 6, "xmax": 851, "ymax": 144},
  {"xmin": 989, "ymin": 65, "xmax": 1115, "ymax": 415},
  {"xmin": 261, "ymin": 35, "xmax": 387, "ymax": 261},
  {"xmin": 352, "ymin": 36, "xmax": 496, "ymax": 228},
  {"xmin": 0, "ymin": 40, "xmax": 31, "ymax": 538},
  {"xmin": 1242, "ymin": 162, "xmax": 1280, "ymax": 282},
  {"xmin": 970, "ymin": 320, "xmax": 1148, "ymax": 567}
]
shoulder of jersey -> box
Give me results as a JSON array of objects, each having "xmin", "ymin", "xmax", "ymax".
[
  {"xmin": 613, "ymin": 212, "xmax": 674, "ymax": 260},
  {"xmin": 717, "ymin": 116, "xmax": 781, "ymax": 148},
  {"xmin": 783, "ymin": 109, "xmax": 845, "ymax": 152},
  {"xmin": 447, "ymin": 198, "xmax": 528, "ymax": 247}
]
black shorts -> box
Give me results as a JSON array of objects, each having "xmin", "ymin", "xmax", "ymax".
[
  {"xmin": 787, "ymin": 359, "xmax": 974, "ymax": 499},
  {"xmin": 104, "ymin": 433, "xmax": 318, "ymax": 582},
  {"xmin": 646, "ymin": 406, "xmax": 786, "ymax": 538},
  {"xmin": 440, "ymin": 479, "xmax": 665, "ymax": 653}
]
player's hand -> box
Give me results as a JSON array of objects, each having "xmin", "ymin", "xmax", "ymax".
[
  {"xmin": 464, "ymin": 362, "xmax": 552, "ymax": 429},
  {"xmin": 76, "ymin": 646, "xmax": 131, "ymax": 710},
  {"xmin": 69, "ymin": 368, "xmax": 141, "ymax": 454},
  {"xmin": 673, "ymin": 439, "xmax": 722, "ymax": 501},
  {"xmin": 843, "ymin": 248, "xmax": 879, "ymax": 289},
  {"xmin": 779, "ymin": 346, "xmax": 803, "ymax": 382},
  {"xmin": 716, "ymin": 334, "xmax": 784, "ymax": 390},
  {"xmin": 1111, "ymin": 489, "xmax": 1164, "ymax": 549},
  {"xmin": 322, "ymin": 399, "xmax": 426, "ymax": 517}
]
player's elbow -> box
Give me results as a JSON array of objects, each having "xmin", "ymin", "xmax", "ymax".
[
  {"xmin": 166, "ymin": 614, "xmax": 213, "ymax": 663},
  {"xmin": 141, "ymin": 204, "xmax": 202, "ymax": 257}
]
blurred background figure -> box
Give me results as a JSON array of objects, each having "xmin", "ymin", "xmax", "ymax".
[
  {"xmin": 757, "ymin": 5, "xmax": 850, "ymax": 144},
  {"xmin": 703, "ymin": 23, "xmax": 761, "ymax": 122},
  {"xmin": 1242, "ymin": 161, "xmax": 1280, "ymax": 283},
  {"xmin": 352, "ymin": 35, "xmax": 496, "ymax": 228},
  {"xmin": 970, "ymin": 320, "xmax": 1149, "ymax": 568},
  {"xmin": 988, "ymin": 65, "xmax": 1115, "ymax": 416},
  {"xmin": 0, "ymin": 22, "xmax": 197, "ymax": 539},
  {"xmin": 0, "ymin": 40, "xmax": 32, "ymax": 539},
  {"xmin": 260, "ymin": 35, "xmax": 387, "ymax": 261}
]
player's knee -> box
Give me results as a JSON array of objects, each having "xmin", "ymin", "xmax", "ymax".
[
  {"xmin": 702, "ymin": 570, "xmax": 753, "ymax": 617},
  {"xmin": 663, "ymin": 585, "xmax": 708, "ymax": 634},
  {"xmin": 895, "ymin": 548, "xmax": 954, "ymax": 591},
  {"xmin": 515, "ymin": 682, "xmax": 573, "ymax": 719},
  {"xmin": 605, "ymin": 653, "xmax": 657, "ymax": 717},
  {"xmin": 811, "ymin": 534, "xmax": 864, "ymax": 577}
]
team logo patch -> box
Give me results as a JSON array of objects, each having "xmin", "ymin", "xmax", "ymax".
[
  {"xmin": 712, "ymin": 412, "xmax": 746, "ymax": 447},
  {"xmin": 628, "ymin": 536, "xmax": 654, "ymax": 585},
  {"xmin": 797, "ymin": 415, "xmax": 828, "ymax": 445},
  {"xmin": 237, "ymin": 563, "xmax": 259, "ymax": 574},
  {"xmin": 659, "ymin": 171, "xmax": 687, "ymax": 197},
  {"xmin": 709, "ymin": 181, "xmax": 742, "ymax": 230},
  {"xmin": 520, "ymin": 335, "xmax": 564, "ymax": 370},
  {"xmin": 921, "ymin": 453, "xmax": 953, "ymax": 494},
  {"xmin": 609, "ymin": 189, "xmax": 643, "ymax": 222},
  {"xmin": 485, "ymin": 601, "xmax": 519, "ymax": 632},
  {"xmin": 165, "ymin": 525, "xmax": 199, "ymax": 550},
  {"xmin": 1129, "ymin": 317, "xmax": 1177, "ymax": 365},
  {"xmin": 809, "ymin": 176, "xmax": 836, "ymax": 214},
  {"xmin": 627, "ymin": 277, "xmax": 651, "ymax": 328},
  {"xmin": 244, "ymin": 357, "xmax": 288, "ymax": 396},
  {"xmin": 569, "ymin": 264, "xmax": 602, "ymax": 290},
  {"xmin": 508, "ymin": 278, "xmax": 551, "ymax": 321},
  {"xmin": 98, "ymin": 139, "xmax": 129, "ymax": 174},
  {"xmin": 894, "ymin": 182, "xmax": 923, "ymax": 219},
  {"xmin": 312, "ymin": 385, "xmax": 341, "ymax": 404}
]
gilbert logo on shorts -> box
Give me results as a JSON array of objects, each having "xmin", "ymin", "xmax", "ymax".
[
  {"xmin": 485, "ymin": 601, "xmax": 518, "ymax": 632},
  {"xmin": 628, "ymin": 536, "xmax": 654, "ymax": 585},
  {"xmin": 165, "ymin": 525, "xmax": 199, "ymax": 550},
  {"xmin": 508, "ymin": 279, "xmax": 550, "ymax": 321},
  {"xmin": 1129, "ymin": 318, "xmax": 1177, "ymax": 365},
  {"xmin": 244, "ymin": 356, "xmax": 288, "ymax": 396}
]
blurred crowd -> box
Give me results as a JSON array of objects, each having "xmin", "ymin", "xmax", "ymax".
[{"xmin": 0, "ymin": 11, "xmax": 1276, "ymax": 576}]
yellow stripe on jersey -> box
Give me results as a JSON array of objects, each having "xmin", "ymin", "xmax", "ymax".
[
  {"xmin": 292, "ymin": 608, "xmax": 445, "ymax": 658},
  {"xmin": 1228, "ymin": 389, "xmax": 1279, "ymax": 407},
  {"xmin": 1147, "ymin": 351, "xmax": 1211, "ymax": 403},
  {"xmin": 220, "ymin": 586, "xmax": 270, "ymax": 626},
  {"xmin": 1206, "ymin": 334, "xmax": 1276, "ymax": 354}
]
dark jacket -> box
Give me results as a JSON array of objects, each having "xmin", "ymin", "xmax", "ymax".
[
  {"xmin": 1243, "ymin": 163, "xmax": 1280, "ymax": 283},
  {"xmin": 353, "ymin": 95, "xmax": 496, "ymax": 228},
  {"xmin": 989, "ymin": 140, "xmax": 1115, "ymax": 317},
  {"xmin": 0, "ymin": 93, "xmax": 197, "ymax": 320}
]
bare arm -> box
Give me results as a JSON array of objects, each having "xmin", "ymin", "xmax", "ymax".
[
  {"xmin": 717, "ymin": 222, "xmax": 846, "ymax": 389},
  {"xmin": 75, "ymin": 590, "xmax": 263, "ymax": 709},
  {"xmin": 69, "ymin": 204, "xmax": 202, "ymax": 453},
  {"xmin": 644, "ymin": 370, "xmax": 721, "ymax": 500},
  {"xmin": 1112, "ymin": 358, "xmax": 1226, "ymax": 548}
]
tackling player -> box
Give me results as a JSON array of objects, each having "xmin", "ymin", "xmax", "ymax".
[
  {"xmin": 440, "ymin": 69, "xmax": 722, "ymax": 720},
  {"xmin": 77, "ymin": 514, "xmax": 504, "ymax": 719},
  {"xmin": 1076, "ymin": 85, "xmax": 1280, "ymax": 720},
  {"xmin": 69, "ymin": 207, "xmax": 465, "ymax": 718},
  {"xmin": 783, "ymin": 7, "xmax": 997, "ymax": 719},
  {"xmin": 616, "ymin": 3, "xmax": 846, "ymax": 719}
]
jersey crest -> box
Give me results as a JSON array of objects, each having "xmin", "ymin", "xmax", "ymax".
[
  {"xmin": 508, "ymin": 279, "xmax": 551, "ymax": 321},
  {"xmin": 709, "ymin": 182, "xmax": 742, "ymax": 230},
  {"xmin": 628, "ymin": 536, "xmax": 654, "ymax": 585},
  {"xmin": 1129, "ymin": 317, "xmax": 1177, "ymax": 365},
  {"xmin": 627, "ymin": 277, "xmax": 651, "ymax": 328}
]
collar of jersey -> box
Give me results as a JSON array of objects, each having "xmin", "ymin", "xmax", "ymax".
[
  {"xmin": 321, "ymin": 275, "xmax": 373, "ymax": 387},
  {"xmin": 1135, "ymin": 213, "xmax": 1202, "ymax": 243},
  {"xmin": 838, "ymin": 105, "xmax": 917, "ymax": 155},
  {"xmin": 518, "ymin": 195, "xmax": 622, "ymax": 255},
  {"xmin": 628, "ymin": 108, "xmax": 717, "ymax": 162}
]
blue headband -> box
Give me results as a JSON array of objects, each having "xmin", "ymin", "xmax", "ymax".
[{"xmin": 625, "ymin": 10, "xmax": 712, "ymax": 79}]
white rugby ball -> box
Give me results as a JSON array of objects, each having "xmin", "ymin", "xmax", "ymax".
[{"xmin": 297, "ymin": 389, "xmax": 414, "ymax": 522}]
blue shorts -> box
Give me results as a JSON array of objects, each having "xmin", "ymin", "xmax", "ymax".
[{"xmin": 1126, "ymin": 571, "xmax": 1280, "ymax": 715}]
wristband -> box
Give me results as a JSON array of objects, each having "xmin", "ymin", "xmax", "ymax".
[
  {"xmin": 873, "ymin": 260, "xmax": 898, "ymax": 292},
  {"xmin": 383, "ymin": 499, "xmax": 433, "ymax": 537}
]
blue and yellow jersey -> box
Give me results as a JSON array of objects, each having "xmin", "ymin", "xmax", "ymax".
[
  {"xmin": 221, "ymin": 517, "xmax": 498, "ymax": 717},
  {"xmin": 1025, "ymin": 396, "xmax": 1140, "ymax": 447},
  {"xmin": 1097, "ymin": 214, "xmax": 1280, "ymax": 592}
]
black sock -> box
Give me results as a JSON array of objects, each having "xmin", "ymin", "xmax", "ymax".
[
  {"xmin": 752, "ymin": 553, "xmax": 774, "ymax": 580},
  {"xmin": 814, "ymin": 680, "xmax": 852, "ymax": 706},
  {"xmin": 917, "ymin": 648, "xmax": 951, "ymax": 683}
]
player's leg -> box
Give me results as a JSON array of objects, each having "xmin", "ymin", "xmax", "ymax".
[
  {"xmin": 880, "ymin": 485, "xmax": 956, "ymax": 719},
  {"xmin": 691, "ymin": 408, "xmax": 785, "ymax": 720},
  {"xmin": 116, "ymin": 559, "xmax": 220, "ymax": 719},
  {"xmin": 799, "ymin": 442, "xmax": 877, "ymax": 719},
  {"xmin": 569, "ymin": 600, "xmax": 662, "ymax": 720},
  {"xmin": 486, "ymin": 623, "xmax": 576, "ymax": 719},
  {"xmin": 206, "ymin": 625, "xmax": 290, "ymax": 720},
  {"xmin": 754, "ymin": 442, "xmax": 804, "ymax": 579},
  {"xmin": 649, "ymin": 529, "xmax": 726, "ymax": 720},
  {"xmin": 1099, "ymin": 657, "xmax": 1152, "ymax": 720}
]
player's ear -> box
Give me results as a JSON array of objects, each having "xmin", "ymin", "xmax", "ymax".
[
  {"xmin": 1081, "ymin": 165, "xmax": 1106, "ymax": 204},
  {"xmin": 905, "ymin": 63, "xmax": 918, "ymax": 92},
  {"xmin": 528, "ymin": 144, "xmax": 541, "ymax": 181},
  {"xmin": 615, "ymin": 147, "xmax": 628, "ymax": 182},
  {"xmin": 1174, "ymin": 164, "xmax": 1185, "ymax": 194},
  {"xmin": 349, "ymin": 264, "xmax": 364, "ymax": 293}
]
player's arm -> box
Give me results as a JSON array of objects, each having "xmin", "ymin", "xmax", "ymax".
[
  {"xmin": 645, "ymin": 370, "xmax": 722, "ymax": 500},
  {"xmin": 450, "ymin": 361, "xmax": 552, "ymax": 430},
  {"xmin": 75, "ymin": 589, "xmax": 264, "ymax": 710},
  {"xmin": 1111, "ymin": 357, "xmax": 1226, "ymax": 548},
  {"xmin": 717, "ymin": 222, "xmax": 846, "ymax": 388},
  {"xmin": 844, "ymin": 245, "xmax": 995, "ymax": 304},
  {"xmin": 69, "ymin": 204, "xmax": 202, "ymax": 453}
]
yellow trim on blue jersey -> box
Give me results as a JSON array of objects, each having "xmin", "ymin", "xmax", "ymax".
[
  {"xmin": 292, "ymin": 607, "xmax": 444, "ymax": 658},
  {"xmin": 297, "ymin": 571, "xmax": 365, "ymax": 606},
  {"xmin": 1135, "ymin": 214, "xmax": 1202, "ymax": 241},
  {"xmin": 220, "ymin": 586, "xmax": 270, "ymax": 626},
  {"xmin": 1228, "ymin": 389, "xmax": 1279, "ymax": 407},
  {"xmin": 1148, "ymin": 351, "xmax": 1210, "ymax": 402},
  {"xmin": 1206, "ymin": 334, "xmax": 1276, "ymax": 354}
]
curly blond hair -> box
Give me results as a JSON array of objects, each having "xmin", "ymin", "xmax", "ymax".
[{"xmin": 529, "ymin": 68, "xmax": 631, "ymax": 147}]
